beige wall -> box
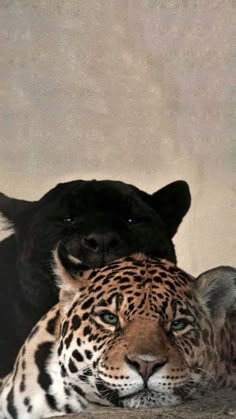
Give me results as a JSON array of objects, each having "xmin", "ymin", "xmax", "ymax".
[{"xmin": 0, "ymin": 0, "xmax": 235, "ymax": 275}]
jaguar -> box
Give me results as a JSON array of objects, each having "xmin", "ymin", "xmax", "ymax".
[
  {"xmin": 0, "ymin": 179, "xmax": 191, "ymax": 377},
  {"xmin": 1, "ymin": 245, "xmax": 236, "ymax": 418}
]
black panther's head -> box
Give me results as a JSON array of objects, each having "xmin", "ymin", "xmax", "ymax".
[{"xmin": 0, "ymin": 179, "xmax": 190, "ymax": 308}]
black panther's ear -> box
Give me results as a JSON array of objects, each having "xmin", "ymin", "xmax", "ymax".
[
  {"xmin": 150, "ymin": 180, "xmax": 191, "ymax": 238},
  {"xmin": 53, "ymin": 242, "xmax": 91, "ymax": 314},
  {"xmin": 195, "ymin": 266, "xmax": 236, "ymax": 328},
  {"xmin": 0, "ymin": 192, "xmax": 34, "ymax": 226}
]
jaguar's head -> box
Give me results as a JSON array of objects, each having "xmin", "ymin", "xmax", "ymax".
[{"xmin": 54, "ymin": 244, "xmax": 236, "ymax": 408}]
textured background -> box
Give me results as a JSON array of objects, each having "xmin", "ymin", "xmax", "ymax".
[
  {"xmin": 50, "ymin": 389, "xmax": 236, "ymax": 418},
  {"xmin": 0, "ymin": 0, "xmax": 235, "ymax": 275}
]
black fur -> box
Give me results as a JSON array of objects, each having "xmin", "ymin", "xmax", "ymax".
[{"xmin": 0, "ymin": 179, "xmax": 191, "ymax": 376}]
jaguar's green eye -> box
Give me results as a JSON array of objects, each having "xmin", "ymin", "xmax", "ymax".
[
  {"xmin": 99, "ymin": 312, "xmax": 118, "ymax": 325},
  {"xmin": 171, "ymin": 319, "xmax": 189, "ymax": 332}
]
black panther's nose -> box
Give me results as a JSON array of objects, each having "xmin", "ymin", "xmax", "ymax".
[{"xmin": 81, "ymin": 232, "xmax": 121, "ymax": 253}]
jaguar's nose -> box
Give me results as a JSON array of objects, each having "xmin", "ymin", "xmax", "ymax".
[{"xmin": 126, "ymin": 354, "xmax": 167, "ymax": 382}]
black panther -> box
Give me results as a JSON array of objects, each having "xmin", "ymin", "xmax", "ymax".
[{"xmin": 0, "ymin": 179, "xmax": 191, "ymax": 376}]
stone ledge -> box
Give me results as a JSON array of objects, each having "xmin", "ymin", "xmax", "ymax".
[{"xmin": 50, "ymin": 390, "xmax": 236, "ymax": 419}]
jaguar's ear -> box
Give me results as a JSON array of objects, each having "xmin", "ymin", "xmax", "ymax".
[
  {"xmin": 195, "ymin": 266, "xmax": 236, "ymax": 328},
  {"xmin": 53, "ymin": 242, "xmax": 91, "ymax": 314},
  {"xmin": 0, "ymin": 192, "xmax": 34, "ymax": 228},
  {"xmin": 150, "ymin": 180, "xmax": 191, "ymax": 238}
]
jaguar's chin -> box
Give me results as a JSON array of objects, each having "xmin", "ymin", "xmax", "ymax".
[{"xmin": 118, "ymin": 389, "xmax": 181, "ymax": 408}]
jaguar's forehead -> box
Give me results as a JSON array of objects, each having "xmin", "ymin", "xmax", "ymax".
[{"xmin": 79, "ymin": 254, "xmax": 194, "ymax": 302}]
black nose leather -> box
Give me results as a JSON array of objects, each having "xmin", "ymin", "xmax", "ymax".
[{"xmin": 82, "ymin": 232, "xmax": 120, "ymax": 253}]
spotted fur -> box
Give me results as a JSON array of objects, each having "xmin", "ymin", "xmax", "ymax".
[{"xmin": 0, "ymin": 252, "xmax": 235, "ymax": 418}]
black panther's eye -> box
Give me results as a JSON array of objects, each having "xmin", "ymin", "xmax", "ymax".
[
  {"xmin": 99, "ymin": 311, "xmax": 119, "ymax": 326},
  {"xmin": 63, "ymin": 216, "xmax": 76, "ymax": 225},
  {"xmin": 127, "ymin": 218, "xmax": 136, "ymax": 224},
  {"xmin": 127, "ymin": 217, "xmax": 149, "ymax": 225}
]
